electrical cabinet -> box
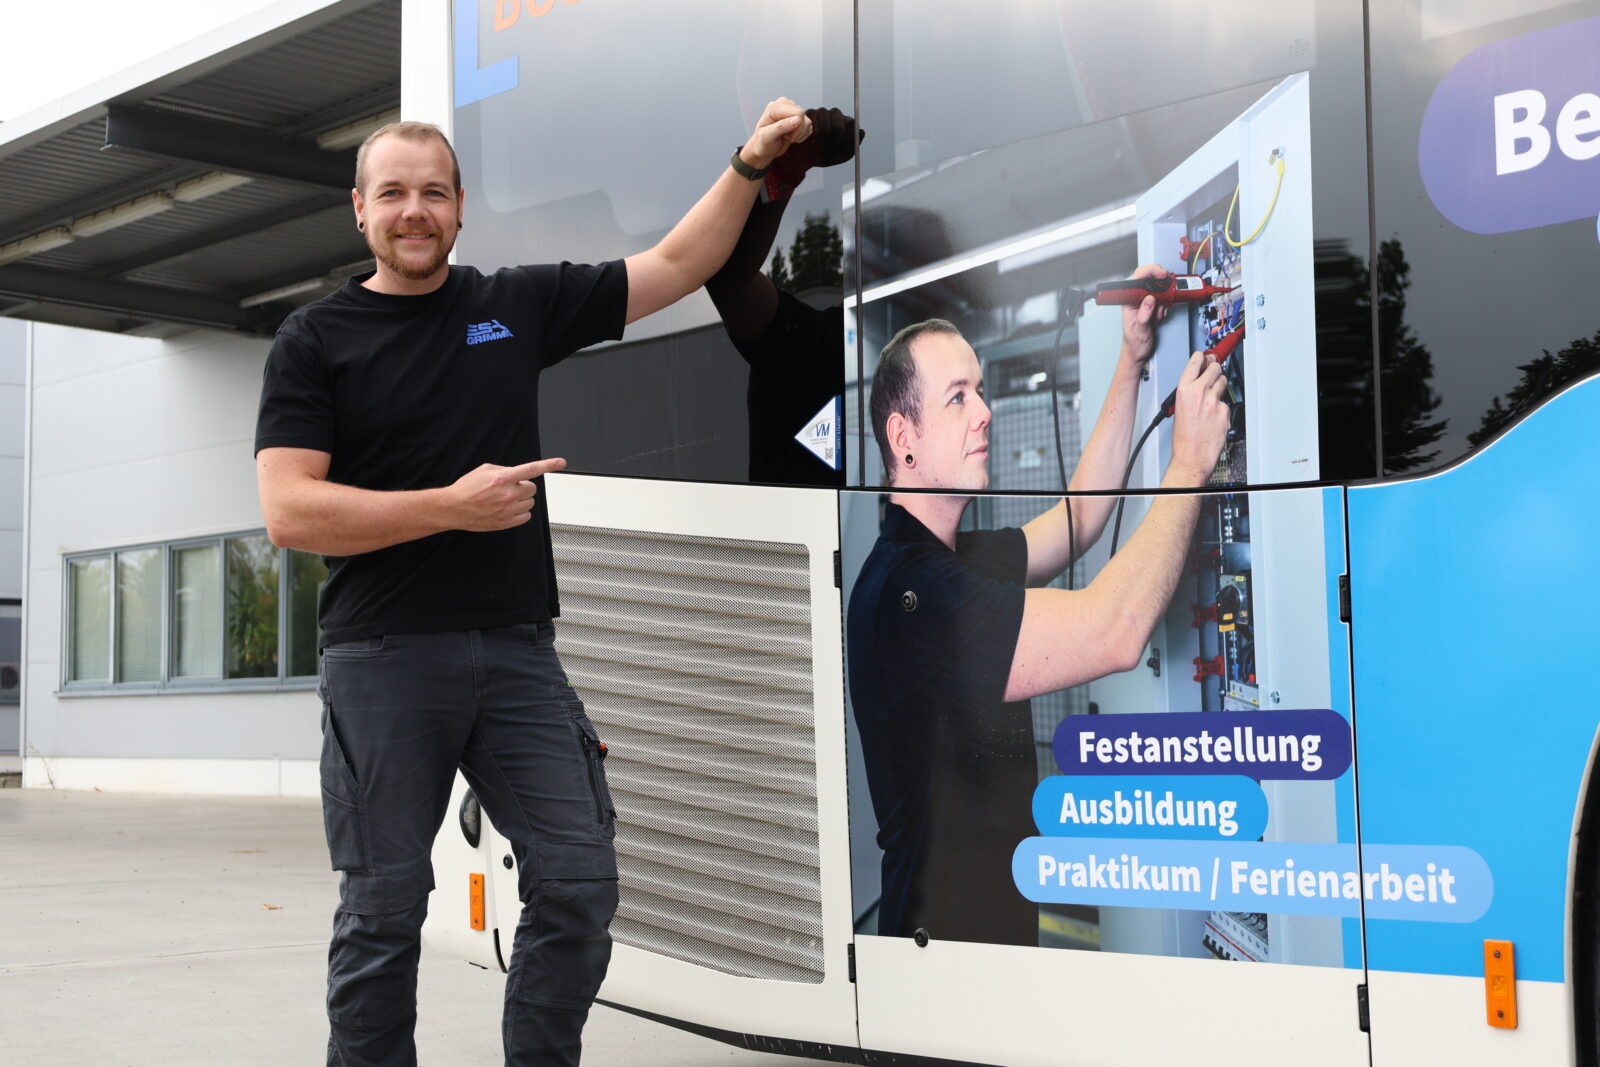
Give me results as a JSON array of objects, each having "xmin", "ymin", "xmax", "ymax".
[{"xmin": 1078, "ymin": 73, "xmax": 1340, "ymax": 965}]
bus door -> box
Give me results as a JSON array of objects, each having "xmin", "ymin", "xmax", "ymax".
[{"xmin": 844, "ymin": 484, "xmax": 1370, "ymax": 1067}]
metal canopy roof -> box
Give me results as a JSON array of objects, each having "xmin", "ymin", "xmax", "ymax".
[{"xmin": 0, "ymin": 0, "xmax": 399, "ymax": 337}]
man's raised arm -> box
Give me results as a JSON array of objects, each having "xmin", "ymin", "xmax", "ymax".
[
  {"xmin": 706, "ymin": 107, "xmax": 861, "ymax": 342},
  {"xmin": 623, "ymin": 98, "xmax": 813, "ymax": 325},
  {"xmin": 257, "ymin": 447, "xmax": 566, "ymax": 557}
]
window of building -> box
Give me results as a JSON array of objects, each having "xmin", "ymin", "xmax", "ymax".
[
  {"xmin": 116, "ymin": 548, "xmax": 162, "ymax": 683},
  {"xmin": 224, "ymin": 534, "xmax": 279, "ymax": 680},
  {"xmin": 63, "ymin": 533, "xmax": 328, "ymax": 692},
  {"xmin": 67, "ymin": 556, "xmax": 111, "ymax": 683},
  {"xmin": 0, "ymin": 602, "xmax": 20, "ymax": 705}
]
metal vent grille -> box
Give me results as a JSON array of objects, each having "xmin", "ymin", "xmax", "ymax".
[{"xmin": 551, "ymin": 524, "xmax": 822, "ymax": 984}]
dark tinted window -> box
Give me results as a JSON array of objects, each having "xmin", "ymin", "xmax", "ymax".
[
  {"xmin": 1370, "ymin": 2, "xmax": 1600, "ymax": 475},
  {"xmin": 453, "ymin": 0, "xmax": 852, "ymax": 484},
  {"xmin": 849, "ymin": 1, "xmax": 1374, "ymax": 489}
]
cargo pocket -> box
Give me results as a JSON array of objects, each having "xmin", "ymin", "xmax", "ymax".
[
  {"xmin": 319, "ymin": 702, "xmax": 371, "ymax": 875},
  {"xmin": 561, "ymin": 690, "xmax": 616, "ymax": 836}
]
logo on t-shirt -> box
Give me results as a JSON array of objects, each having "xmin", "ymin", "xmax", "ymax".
[{"xmin": 466, "ymin": 319, "xmax": 514, "ymax": 345}]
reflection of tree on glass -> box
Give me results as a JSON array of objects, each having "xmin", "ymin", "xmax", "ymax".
[
  {"xmin": 1311, "ymin": 238, "xmax": 1447, "ymax": 475},
  {"xmin": 1311, "ymin": 239, "xmax": 1377, "ymax": 477},
  {"xmin": 706, "ymin": 107, "xmax": 860, "ymax": 485},
  {"xmin": 846, "ymin": 273, "xmax": 1232, "ymax": 946},
  {"xmin": 286, "ymin": 551, "xmax": 328, "ymax": 678},
  {"xmin": 1468, "ymin": 329, "xmax": 1600, "ymax": 449},
  {"xmin": 769, "ymin": 211, "xmax": 844, "ymax": 292},
  {"xmin": 1373, "ymin": 239, "xmax": 1447, "ymax": 473},
  {"xmin": 225, "ymin": 534, "xmax": 279, "ymax": 679}
]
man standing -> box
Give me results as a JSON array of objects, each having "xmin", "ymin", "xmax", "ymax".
[
  {"xmin": 255, "ymin": 101, "xmax": 812, "ymax": 1066},
  {"xmin": 847, "ymin": 275, "xmax": 1230, "ymax": 946}
]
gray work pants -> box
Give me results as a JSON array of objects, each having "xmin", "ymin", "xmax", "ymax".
[{"xmin": 317, "ymin": 623, "xmax": 618, "ymax": 1067}]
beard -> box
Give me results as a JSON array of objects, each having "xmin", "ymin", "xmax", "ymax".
[{"xmin": 368, "ymin": 229, "xmax": 453, "ymax": 281}]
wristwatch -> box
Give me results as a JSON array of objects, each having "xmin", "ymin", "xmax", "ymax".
[{"xmin": 729, "ymin": 145, "xmax": 769, "ymax": 181}]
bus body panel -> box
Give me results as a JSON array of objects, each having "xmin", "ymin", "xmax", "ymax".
[
  {"xmin": 426, "ymin": 0, "xmax": 1600, "ymax": 1059},
  {"xmin": 422, "ymin": 773, "xmax": 503, "ymax": 972},
  {"xmin": 1365, "ymin": 972, "xmax": 1571, "ymax": 1067},
  {"xmin": 1348, "ymin": 374, "xmax": 1600, "ymax": 986},
  {"xmin": 1349, "ymin": 376, "xmax": 1600, "ymax": 1063},
  {"xmin": 854, "ymin": 934, "xmax": 1367, "ymax": 1067},
  {"xmin": 434, "ymin": 475, "xmax": 861, "ymax": 1048}
]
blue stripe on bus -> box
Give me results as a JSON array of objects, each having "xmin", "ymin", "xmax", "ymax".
[{"xmin": 1349, "ymin": 374, "xmax": 1600, "ymax": 982}]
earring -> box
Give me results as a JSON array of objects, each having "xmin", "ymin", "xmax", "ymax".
[
  {"xmin": 357, "ymin": 221, "xmax": 364, "ymax": 231},
  {"xmin": 904, "ymin": 453, "xmax": 914, "ymax": 468},
  {"xmin": 457, "ymin": 221, "xmax": 464, "ymax": 230}
]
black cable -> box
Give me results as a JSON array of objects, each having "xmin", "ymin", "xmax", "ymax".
[
  {"xmin": 1109, "ymin": 411, "xmax": 1165, "ymax": 557},
  {"xmin": 1047, "ymin": 314, "xmax": 1075, "ymax": 590}
]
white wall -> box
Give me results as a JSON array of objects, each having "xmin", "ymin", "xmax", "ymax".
[
  {"xmin": 21, "ymin": 323, "xmax": 320, "ymax": 788},
  {"xmin": 15, "ymin": 0, "xmax": 453, "ymax": 790},
  {"xmin": 1, "ymin": 318, "xmax": 24, "ymax": 754},
  {"xmin": 0, "ymin": 317, "xmax": 24, "ymax": 600}
]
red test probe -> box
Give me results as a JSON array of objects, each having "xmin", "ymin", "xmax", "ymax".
[
  {"xmin": 1159, "ymin": 323, "xmax": 1245, "ymax": 417},
  {"xmin": 1094, "ymin": 273, "xmax": 1236, "ymax": 309}
]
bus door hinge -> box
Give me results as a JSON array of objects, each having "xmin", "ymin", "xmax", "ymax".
[
  {"xmin": 833, "ymin": 550, "xmax": 842, "ymax": 589},
  {"xmin": 1356, "ymin": 982, "xmax": 1370, "ymax": 1032},
  {"xmin": 1338, "ymin": 573, "xmax": 1351, "ymax": 624},
  {"xmin": 847, "ymin": 941, "xmax": 856, "ymax": 983}
]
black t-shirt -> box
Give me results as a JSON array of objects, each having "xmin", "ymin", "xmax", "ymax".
[
  {"xmin": 729, "ymin": 291, "xmax": 844, "ymax": 487},
  {"xmin": 254, "ymin": 262, "xmax": 627, "ymax": 645},
  {"xmin": 845, "ymin": 502, "xmax": 1039, "ymax": 946}
]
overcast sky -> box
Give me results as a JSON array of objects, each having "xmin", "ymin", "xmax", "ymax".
[{"xmin": 0, "ymin": 0, "xmax": 281, "ymax": 122}]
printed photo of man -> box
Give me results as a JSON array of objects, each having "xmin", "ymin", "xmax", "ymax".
[{"xmin": 847, "ymin": 268, "xmax": 1231, "ymax": 945}]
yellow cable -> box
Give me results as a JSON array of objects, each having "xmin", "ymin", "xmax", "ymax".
[
  {"xmin": 1188, "ymin": 232, "xmax": 1213, "ymax": 274},
  {"xmin": 1224, "ymin": 155, "xmax": 1286, "ymax": 248}
]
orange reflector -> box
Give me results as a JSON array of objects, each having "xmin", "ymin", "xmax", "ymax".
[
  {"xmin": 469, "ymin": 873, "xmax": 486, "ymax": 932},
  {"xmin": 1484, "ymin": 939, "xmax": 1516, "ymax": 1028}
]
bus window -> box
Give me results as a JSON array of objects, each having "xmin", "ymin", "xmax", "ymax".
[
  {"xmin": 452, "ymin": 0, "xmax": 852, "ymax": 486},
  {"xmin": 1370, "ymin": 2, "xmax": 1600, "ymax": 476},
  {"xmin": 848, "ymin": 0, "xmax": 1376, "ymax": 490}
]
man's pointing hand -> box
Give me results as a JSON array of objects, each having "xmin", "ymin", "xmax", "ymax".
[{"xmin": 449, "ymin": 457, "xmax": 568, "ymax": 531}]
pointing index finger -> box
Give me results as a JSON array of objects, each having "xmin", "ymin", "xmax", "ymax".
[{"xmin": 508, "ymin": 457, "xmax": 567, "ymax": 481}]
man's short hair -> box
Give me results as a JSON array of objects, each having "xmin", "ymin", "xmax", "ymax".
[
  {"xmin": 354, "ymin": 121, "xmax": 461, "ymax": 194},
  {"xmin": 870, "ymin": 318, "xmax": 962, "ymax": 479}
]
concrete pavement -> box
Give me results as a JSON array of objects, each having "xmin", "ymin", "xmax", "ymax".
[{"xmin": 0, "ymin": 788, "xmax": 838, "ymax": 1066}]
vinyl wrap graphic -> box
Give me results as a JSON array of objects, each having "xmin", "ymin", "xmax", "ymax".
[
  {"xmin": 1018, "ymin": 705, "xmax": 1490, "ymax": 927},
  {"xmin": 1054, "ymin": 710, "xmax": 1352, "ymax": 780},
  {"xmin": 1013, "ymin": 839, "xmax": 1492, "ymax": 922},
  {"xmin": 1418, "ymin": 15, "xmax": 1600, "ymax": 233},
  {"xmin": 1349, "ymin": 376, "xmax": 1600, "ymax": 982},
  {"xmin": 1032, "ymin": 775, "xmax": 1269, "ymax": 841}
]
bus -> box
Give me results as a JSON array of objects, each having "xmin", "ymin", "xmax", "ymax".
[{"xmin": 424, "ymin": 2, "xmax": 1600, "ymax": 1063}]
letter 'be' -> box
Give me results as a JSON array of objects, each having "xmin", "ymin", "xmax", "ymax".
[{"xmin": 1494, "ymin": 89, "xmax": 1551, "ymax": 175}]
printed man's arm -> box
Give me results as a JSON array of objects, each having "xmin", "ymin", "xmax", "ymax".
[
  {"xmin": 1004, "ymin": 351, "xmax": 1229, "ymax": 702},
  {"xmin": 257, "ymin": 446, "xmax": 565, "ymax": 557},
  {"xmin": 623, "ymin": 99, "xmax": 812, "ymax": 326},
  {"xmin": 1022, "ymin": 264, "xmax": 1171, "ymax": 583}
]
